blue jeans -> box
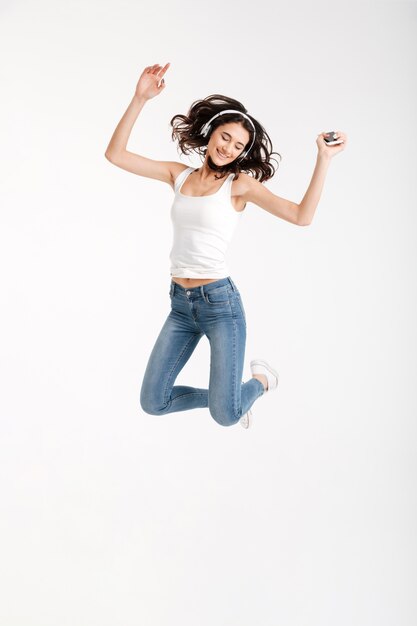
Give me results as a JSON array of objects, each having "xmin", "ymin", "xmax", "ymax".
[{"xmin": 140, "ymin": 277, "xmax": 265, "ymax": 427}]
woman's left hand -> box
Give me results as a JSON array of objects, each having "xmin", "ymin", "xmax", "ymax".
[{"xmin": 316, "ymin": 131, "xmax": 348, "ymax": 158}]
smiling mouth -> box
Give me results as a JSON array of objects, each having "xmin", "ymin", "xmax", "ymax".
[{"xmin": 217, "ymin": 149, "xmax": 229, "ymax": 159}]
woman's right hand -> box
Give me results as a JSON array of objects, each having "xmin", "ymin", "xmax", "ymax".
[{"xmin": 135, "ymin": 63, "xmax": 170, "ymax": 101}]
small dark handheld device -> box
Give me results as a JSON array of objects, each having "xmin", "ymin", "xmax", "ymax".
[{"xmin": 323, "ymin": 131, "xmax": 343, "ymax": 146}]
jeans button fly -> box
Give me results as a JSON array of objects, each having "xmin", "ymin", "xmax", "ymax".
[{"xmin": 186, "ymin": 290, "xmax": 191, "ymax": 295}]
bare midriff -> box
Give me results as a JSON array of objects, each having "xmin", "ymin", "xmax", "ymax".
[{"xmin": 171, "ymin": 277, "xmax": 220, "ymax": 288}]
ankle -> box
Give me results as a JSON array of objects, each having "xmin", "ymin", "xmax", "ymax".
[{"xmin": 252, "ymin": 373, "xmax": 268, "ymax": 391}]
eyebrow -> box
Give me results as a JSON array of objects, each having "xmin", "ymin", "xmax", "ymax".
[{"xmin": 221, "ymin": 131, "xmax": 245, "ymax": 148}]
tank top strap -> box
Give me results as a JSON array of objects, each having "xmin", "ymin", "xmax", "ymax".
[
  {"xmin": 218, "ymin": 172, "xmax": 235, "ymax": 197},
  {"xmin": 174, "ymin": 167, "xmax": 194, "ymax": 193}
]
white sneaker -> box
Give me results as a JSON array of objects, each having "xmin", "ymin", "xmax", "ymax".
[
  {"xmin": 250, "ymin": 359, "xmax": 279, "ymax": 392},
  {"xmin": 239, "ymin": 408, "xmax": 253, "ymax": 429}
]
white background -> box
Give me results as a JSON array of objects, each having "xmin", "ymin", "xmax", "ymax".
[{"xmin": 1, "ymin": 1, "xmax": 416, "ymax": 624}]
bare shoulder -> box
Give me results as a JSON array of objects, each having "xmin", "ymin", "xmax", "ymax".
[
  {"xmin": 229, "ymin": 172, "xmax": 257, "ymax": 212},
  {"xmin": 231, "ymin": 171, "xmax": 257, "ymax": 196},
  {"xmin": 168, "ymin": 162, "xmax": 191, "ymax": 190}
]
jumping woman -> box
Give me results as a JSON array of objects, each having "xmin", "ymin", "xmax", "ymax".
[{"xmin": 105, "ymin": 62, "xmax": 347, "ymax": 429}]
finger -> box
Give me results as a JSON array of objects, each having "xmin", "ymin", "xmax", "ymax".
[{"xmin": 156, "ymin": 63, "xmax": 169, "ymax": 76}]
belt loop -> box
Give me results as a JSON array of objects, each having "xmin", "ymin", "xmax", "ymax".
[
  {"xmin": 170, "ymin": 281, "xmax": 175, "ymax": 297},
  {"xmin": 228, "ymin": 277, "xmax": 237, "ymax": 292}
]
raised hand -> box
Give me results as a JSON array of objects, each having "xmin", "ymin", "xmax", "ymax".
[
  {"xmin": 316, "ymin": 131, "xmax": 348, "ymax": 158},
  {"xmin": 135, "ymin": 63, "xmax": 170, "ymax": 101}
]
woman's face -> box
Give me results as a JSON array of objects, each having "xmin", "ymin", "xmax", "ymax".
[{"xmin": 208, "ymin": 122, "xmax": 250, "ymax": 165}]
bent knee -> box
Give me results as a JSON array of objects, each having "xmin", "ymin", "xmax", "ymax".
[
  {"xmin": 209, "ymin": 406, "xmax": 239, "ymax": 427},
  {"xmin": 140, "ymin": 392, "xmax": 167, "ymax": 416}
]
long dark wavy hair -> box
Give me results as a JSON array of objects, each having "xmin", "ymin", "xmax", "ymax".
[{"xmin": 170, "ymin": 94, "xmax": 282, "ymax": 182}]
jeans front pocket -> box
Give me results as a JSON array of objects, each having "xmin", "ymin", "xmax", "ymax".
[{"xmin": 205, "ymin": 285, "xmax": 231, "ymax": 305}]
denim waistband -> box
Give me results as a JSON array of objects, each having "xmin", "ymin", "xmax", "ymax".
[{"xmin": 170, "ymin": 276, "xmax": 237, "ymax": 298}]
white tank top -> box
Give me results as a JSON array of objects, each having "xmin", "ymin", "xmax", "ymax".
[{"xmin": 169, "ymin": 167, "xmax": 243, "ymax": 279}]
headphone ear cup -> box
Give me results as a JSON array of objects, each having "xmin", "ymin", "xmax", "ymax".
[{"xmin": 200, "ymin": 123, "xmax": 210, "ymax": 138}]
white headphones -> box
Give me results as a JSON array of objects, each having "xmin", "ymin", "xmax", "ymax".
[{"xmin": 199, "ymin": 109, "xmax": 256, "ymax": 161}]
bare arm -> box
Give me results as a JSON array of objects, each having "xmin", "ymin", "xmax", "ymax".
[
  {"xmin": 297, "ymin": 131, "xmax": 347, "ymax": 224},
  {"xmin": 297, "ymin": 154, "xmax": 331, "ymax": 225},
  {"xmin": 242, "ymin": 130, "xmax": 348, "ymax": 226},
  {"xmin": 240, "ymin": 175, "xmax": 300, "ymax": 225},
  {"xmin": 104, "ymin": 63, "xmax": 178, "ymax": 185},
  {"xmin": 104, "ymin": 94, "xmax": 147, "ymax": 158}
]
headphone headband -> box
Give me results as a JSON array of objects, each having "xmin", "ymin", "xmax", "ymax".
[{"xmin": 199, "ymin": 109, "xmax": 256, "ymax": 160}]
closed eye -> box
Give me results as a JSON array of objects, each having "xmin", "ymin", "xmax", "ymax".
[{"xmin": 222, "ymin": 133, "xmax": 244, "ymax": 150}]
